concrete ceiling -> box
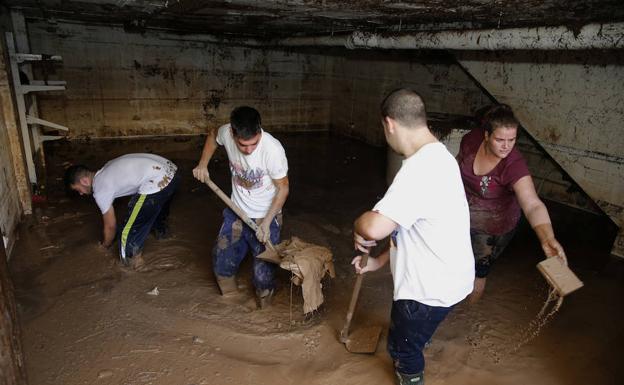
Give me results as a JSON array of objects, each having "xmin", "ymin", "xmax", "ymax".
[{"xmin": 5, "ymin": 0, "xmax": 624, "ymax": 38}]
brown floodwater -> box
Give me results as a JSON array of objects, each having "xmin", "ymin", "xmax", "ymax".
[{"xmin": 8, "ymin": 132, "xmax": 623, "ymax": 385}]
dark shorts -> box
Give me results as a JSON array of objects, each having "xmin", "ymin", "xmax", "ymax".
[
  {"xmin": 212, "ymin": 208, "xmax": 282, "ymax": 290},
  {"xmin": 387, "ymin": 300, "xmax": 453, "ymax": 375},
  {"xmin": 470, "ymin": 227, "xmax": 516, "ymax": 278}
]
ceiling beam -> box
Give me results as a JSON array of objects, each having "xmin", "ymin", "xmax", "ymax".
[{"xmin": 268, "ymin": 22, "xmax": 624, "ymax": 50}]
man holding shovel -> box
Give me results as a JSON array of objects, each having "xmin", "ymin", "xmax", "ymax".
[
  {"xmin": 193, "ymin": 106, "xmax": 289, "ymax": 308},
  {"xmin": 351, "ymin": 89, "xmax": 474, "ymax": 385}
]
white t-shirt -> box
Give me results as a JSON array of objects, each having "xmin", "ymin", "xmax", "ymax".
[
  {"xmin": 216, "ymin": 124, "xmax": 288, "ymax": 218},
  {"xmin": 93, "ymin": 153, "xmax": 177, "ymax": 214},
  {"xmin": 374, "ymin": 142, "xmax": 474, "ymax": 307}
]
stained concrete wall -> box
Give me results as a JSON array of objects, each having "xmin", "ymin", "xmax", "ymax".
[
  {"xmin": 456, "ymin": 51, "xmax": 624, "ymax": 256},
  {"xmin": 329, "ymin": 50, "xmax": 598, "ymax": 215},
  {"xmin": 27, "ymin": 21, "xmax": 335, "ymax": 138},
  {"xmin": 329, "ymin": 51, "xmax": 490, "ymax": 145}
]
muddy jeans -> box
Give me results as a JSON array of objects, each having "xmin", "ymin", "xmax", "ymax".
[
  {"xmin": 471, "ymin": 227, "xmax": 516, "ymax": 278},
  {"xmin": 119, "ymin": 172, "xmax": 179, "ymax": 263},
  {"xmin": 388, "ymin": 300, "xmax": 452, "ymax": 376},
  {"xmin": 213, "ymin": 208, "xmax": 281, "ymax": 291}
]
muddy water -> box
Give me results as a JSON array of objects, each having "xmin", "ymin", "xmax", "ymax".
[{"xmin": 9, "ymin": 133, "xmax": 624, "ymax": 385}]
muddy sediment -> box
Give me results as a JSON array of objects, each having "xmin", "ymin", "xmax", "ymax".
[{"xmin": 9, "ymin": 133, "xmax": 624, "ymax": 385}]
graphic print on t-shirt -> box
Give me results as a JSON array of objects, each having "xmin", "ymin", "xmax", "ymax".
[
  {"xmin": 480, "ymin": 175, "xmax": 491, "ymax": 196},
  {"xmin": 231, "ymin": 162, "xmax": 265, "ymax": 190}
]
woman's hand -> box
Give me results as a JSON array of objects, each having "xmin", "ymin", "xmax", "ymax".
[{"xmin": 541, "ymin": 237, "xmax": 568, "ymax": 265}]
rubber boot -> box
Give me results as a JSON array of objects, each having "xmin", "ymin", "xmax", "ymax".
[
  {"xmin": 216, "ymin": 275, "xmax": 238, "ymax": 296},
  {"xmin": 256, "ymin": 288, "xmax": 274, "ymax": 309},
  {"xmin": 395, "ymin": 371, "xmax": 424, "ymax": 385}
]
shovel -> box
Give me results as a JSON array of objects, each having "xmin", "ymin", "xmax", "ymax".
[
  {"xmin": 204, "ymin": 178, "xmax": 281, "ymax": 264},
  {"xmin": 339, "ymin": 252, "xmax": 382, "ymax": 353}
]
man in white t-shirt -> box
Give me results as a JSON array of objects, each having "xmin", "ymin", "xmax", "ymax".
[
  {"xmin": 193, "ymin": 106, "xmax": 289, "ymax": 308},
  {"xmin": 64, "ymin": 153, "xmax": 179, "ymax": 269},
  {"xmin": 351, "ymin": 89, "xmax": 474, "ymax": 385}
]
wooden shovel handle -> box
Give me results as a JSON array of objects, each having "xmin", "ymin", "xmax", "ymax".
[
  {"xmin": 340, "ymin": 253, "xmax": 369, "ymax": 342},
  {"xmin": 204, "ymin": 178, "xmax": 278, "ymax": 253}
]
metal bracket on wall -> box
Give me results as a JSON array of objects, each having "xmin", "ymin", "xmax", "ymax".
[{"xmin": 4, "ymin": 32, "xmax": 69, "ymax": 185}]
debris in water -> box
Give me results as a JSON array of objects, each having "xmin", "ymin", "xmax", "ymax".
[
  {"xmin": 147, "ymin": 287, "xmax": 159, "ymax": 296},
  {"xmin": 97, "ymin": 369, "xmax": 113, "ymax": 379}
]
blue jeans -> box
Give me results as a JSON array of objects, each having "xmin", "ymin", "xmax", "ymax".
[
  {"xmin": 387, "ymin": 300, "xmax": 452, "ymax": 375},
  {"xmin": 119, "ymin": 172, "xmax": 179, "ymax": 262},
  {"xmin": 213, "ymin": 208, "xmax": 281, "ymax": 291}
]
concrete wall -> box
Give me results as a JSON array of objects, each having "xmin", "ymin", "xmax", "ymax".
[
  {"xmin": 329, "ymin": 51, "xmax": 490, "ymax": 145},
  {"xmin": 456, "ymin": 50, "xmax": 624, "ymax": 256},
  {"xmin": 27, "ymin": 21, "xmax": 335, "ymax": 138},
  {"xmin": 329, "ymin": 50, "xmax": 599, "ymax": 217},
  {"xmin": 515, "ymin": 134, "xmax": 601, "ymax": 214}
]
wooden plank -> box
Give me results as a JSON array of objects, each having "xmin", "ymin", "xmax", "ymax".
[{"xmin": 537, "ymin": 257, "xmax": 584, "ymax": 296}]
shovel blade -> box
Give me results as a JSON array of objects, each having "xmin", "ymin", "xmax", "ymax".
[{"xmin": 343, "ymin": 326, "xmax": 382, "ymax": 354}]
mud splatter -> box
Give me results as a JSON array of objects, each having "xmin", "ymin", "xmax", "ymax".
[
  {"xmin": 231, "ymin": 219, "xmax": 243, "ymax": 243},
  {"xmin": 217, "ymin": 235, "xmax": 228, "ymax": 250},
  {"xmin": 157, "ymin": 175, "xmax": 171, "ymax": 189}
]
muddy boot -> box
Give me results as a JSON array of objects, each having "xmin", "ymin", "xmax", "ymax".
[
  {"xmin": 216, "ymin": 275, "xmax": 238, "ymax": 296},
  {"xmin": 256, "ymin": 288, "xmax": 274, "ymax": 309},
  {"xmin": 395, "ymin": 371, "xmax": 424, "ymax": 385}
]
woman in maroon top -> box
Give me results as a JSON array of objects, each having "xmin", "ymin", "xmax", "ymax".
[{"xmin": 457, "ymin": 104, "xmax": 567, "ymax": 302}]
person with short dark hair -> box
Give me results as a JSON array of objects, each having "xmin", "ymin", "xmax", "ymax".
[
  {"xmin": 457, "ymin": 104, "xmax": 567, "ymax": 302},
  {"xmin": 193, "ymin": 106, "xmax": 289, "ymax": 308},
  {"xmin": 352, "ymin": 89, "xmax": 474, "ymax": 385},
  {"xmin": 64, "ymin": 153, "xmax": 179, "ymax": 269}
]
